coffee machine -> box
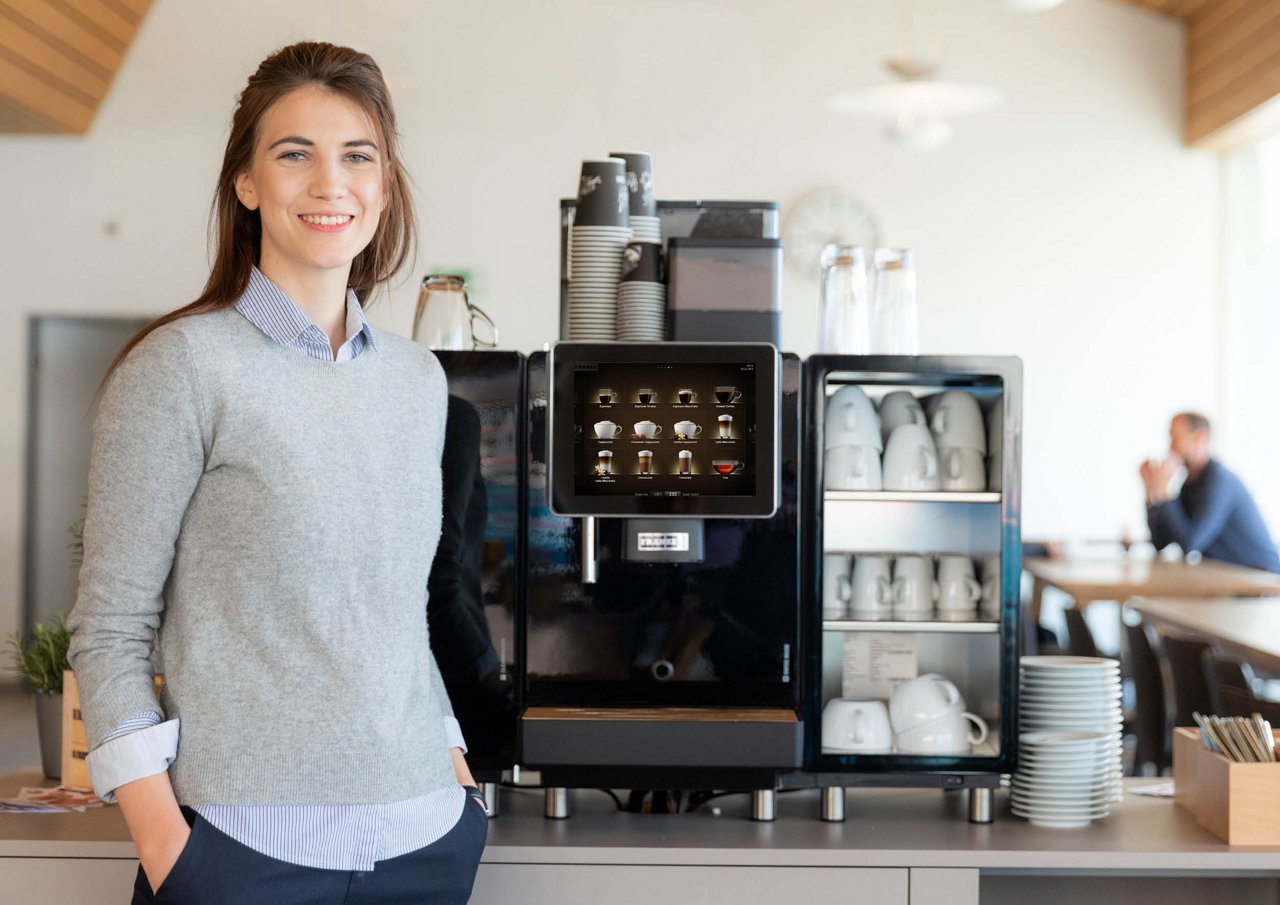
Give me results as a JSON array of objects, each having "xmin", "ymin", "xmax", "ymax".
[{"xmin": 520, "ymin": 343, "xmax": 804, "ymax": 818}]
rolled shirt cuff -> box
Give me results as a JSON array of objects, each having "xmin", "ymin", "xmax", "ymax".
[
  {"xmin": 85, "ymin": 718, "xmax": 180, "ymax": 803},
  {"xmin": 444, "ymin": 716, "xmax": 468, "ymax": 754}
]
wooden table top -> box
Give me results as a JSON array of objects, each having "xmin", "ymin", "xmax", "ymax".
[
  {"xmin": 1126, "ymin": 597, "xmax": 1280, "ymax": 677},
  {"xmin": 1023, "ymin": 557, "xmax": 1280, "ymax": 602}
]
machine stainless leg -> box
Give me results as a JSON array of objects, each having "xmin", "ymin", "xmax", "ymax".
[
  {"xmin": 481, "ymin": 781, "xmax": 499, "ymax": 818},
  {"xmin": 581, "ymin": 517, "xmax": 598, "ymax": 584},
  {"xmin": 545, "ymin": 786, "xmax": 570, "ymax": 819},
  {"xmin": 968, "ymin": 787, "xmax": 993, "ymax": 824},
  {"xmin": 751, "ymin": 789, "xmax": 776, "ymax": 822},
  {"xmin": 821, "ymin": 786, "xmax": 846, "ymax": 822}
]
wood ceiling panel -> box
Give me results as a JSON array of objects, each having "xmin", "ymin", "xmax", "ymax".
[{"xmin": 0, "ymin": 0, "xmax": 149, "ymax": 133}]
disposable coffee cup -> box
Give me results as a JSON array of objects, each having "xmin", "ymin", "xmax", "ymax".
[
  {"xmin": 575, "ymin": 158, "xmax": 628, "ymax": 227},
  {"xmin": 620, "ymin": 241, "xmax": 663, "ymax": 284},
  {"xmin": 608, "ymin": 151, "xmax": 656, "ymax": 217}
]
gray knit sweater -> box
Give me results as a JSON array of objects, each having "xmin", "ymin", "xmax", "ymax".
[{"xmin": 68, "ymin": 307, "xmax": 456, "ymax": 806}]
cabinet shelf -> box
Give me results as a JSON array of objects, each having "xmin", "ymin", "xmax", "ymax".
[
  {"xmin": 823, "ymin": 619, "xmax": 1000, "ymax": 634},
  {"xmin": 824, "ymin": 490, "xmax": 1001, "ymax": 504}
]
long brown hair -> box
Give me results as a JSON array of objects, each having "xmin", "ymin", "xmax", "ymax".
[{"xmin": 101, "ymin": 42, "xmax": 416, "ymax": 388}]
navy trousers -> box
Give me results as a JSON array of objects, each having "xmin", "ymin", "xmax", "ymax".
[{"xmin": 132, "ymin": 802, "xmax": 487, "ymax": 904}]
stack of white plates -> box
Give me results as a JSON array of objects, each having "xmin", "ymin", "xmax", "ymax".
[
  {"xmin": 568, "ymin": 225, "xmax": 630, "ymax": 340},
  {"xmin": 1011, "ymin": 731, "xmax": 1112, "ymax": 828},
  {"xmin": 630, "ymin": 215, "xmax": 661, "ymax": 243},
  {"xmin": 617, "ymin": 284, "xmax": 665, "ymax": 340},
  {"xmin": 1019, "ymin": 655, "xmax": 1124, "ymax": 803}
]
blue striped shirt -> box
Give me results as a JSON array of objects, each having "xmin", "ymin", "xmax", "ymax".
[{"xmin": 88, "ymin": 267, "xmax": 468, "ymax": 870}]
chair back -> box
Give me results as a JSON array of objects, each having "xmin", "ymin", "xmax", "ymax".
[
  {"xmin": 1218, "ymin": 684, "xmax": 1280, "ymax": 724},
  {"xmin": 1124, "ymin": 620, "xmax": 1171, "ymax": 775},
  {"xmin": 1159, "ymin": 632, "xmax": 1213, "ymax": 730},
  {"xmin": 1201, "ymin": 649, "xmax": 1256, "ymax": 716}
]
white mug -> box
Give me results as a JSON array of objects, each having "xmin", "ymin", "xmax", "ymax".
[
  {"xmin": 936, "ymin": 555, "xmax": 982, "ymax": 613},
  {"xmin": 980, "ymin": 555, "xmax": 1001, "ymax": 618},
  {"xmin": 892, "ymin": 555, "xmax": 937, "ymax": 618},
  {"xmin": 939, "ymin": 446, "xmax": 986, "ymax": 492},
  {"xmin": 879, "ymin": 391, "xmax": 926, "ymax": 446},
  {"xmin": 822, "ymin": 699, "xmax": 893, "ymax": 754},
  {"xmin": 850, "ymin": 555, "xmax": 893, "ymax": 619},
  {"xmin": 882, "ymin": 423, "xmax": 940, "ymax": 491},
  {"xmin": 824, "ymin": 445, "xmax": 883, "ymax": 491},
  {"xmin": 593, "ymin": 420, "xmax": 622, "ymax": 440},
  {"xmin": 930, "ymin": 390, "xmax": 986, "ymax": 454},
  {"xmin": 823, "ymin": 553, "xmax": 853, "ymax": 619},
  {"xmin": 889, "ymin": 673, "xmax": 966, "ymax": 733},
  {"xmin": 674, "ymin": 420, "xmax": 702, "ymax": 439},
  {"xmin": 633, "ymin": 420, "xmax": 661, "ymax": 439},
  {"xmin": 895, "ymin": 711, "xmax": 989, "ymax": 754},
  {"xmin": 825, "ymin": 384, "xmax": 882, "ymax": 451}
]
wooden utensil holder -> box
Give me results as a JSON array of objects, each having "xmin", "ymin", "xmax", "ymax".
[{"xmin": 1173, "ymin": 726, "xmax": 1280, "ymax": 845}]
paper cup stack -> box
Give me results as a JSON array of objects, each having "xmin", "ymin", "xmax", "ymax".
[
  {"xmin": 1018, "ymin": 655, "xmax": 1125, "ymax": 807},
  {"xmin": 609, "ymin": 152, "xmax": 665, "ymax": 340},
  {"xmin": 1012, "ymin": 730, "xmax": 1113, "ymax": 828},
  {"xmin": 568, "ymin": 158, "xmax": 630, "ymax": 340},
  {"xmin": 611, "ymin": 150, "xmax": 661, "ymax": 243}
]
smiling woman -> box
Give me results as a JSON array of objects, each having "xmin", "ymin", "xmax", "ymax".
[{"xmin": 66, "ymin": 42, "xmax": 486, "ymax": 905}]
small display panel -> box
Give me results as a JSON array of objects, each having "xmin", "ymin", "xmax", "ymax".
[{"xmin": 549, "ymin": 343, "xmax": 779, "ymax": 518}]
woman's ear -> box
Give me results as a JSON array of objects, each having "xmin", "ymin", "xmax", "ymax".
[{"xmin": 234, "ymin": 170, "xmax": 259, "ymax": 211}]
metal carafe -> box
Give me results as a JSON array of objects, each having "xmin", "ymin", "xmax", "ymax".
[{"xmin": 413, "ymin": 274, "xmax": 498, "ymax": 351}]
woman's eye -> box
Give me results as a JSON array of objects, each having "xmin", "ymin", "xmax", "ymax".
[
  {"xmin": 346, "ymin": 153, "xmax": 372, "ymax": 163},
  {"xmin": 279, "ymin": 151, "xmax": 306, "ymax": 161}
]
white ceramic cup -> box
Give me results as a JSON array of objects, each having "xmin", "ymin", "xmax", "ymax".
[
  {"xmin": 936, "ymin": 555, "xmax": 982, "ymax": 613},
  {"xmin": 850, "ymin": 555, "xmax": 894, "ymax": 619},
  {"xmin": 594, "ymin": 420, "xmax": 622, "ymax": 439},
  {"xmin": 824, "ymin": 445, "xmax": 883, "ymax": 491},
  {"xmin": 823, "ymin": 553, "xmax": 853, "ymax": 619},
  {"xmin": 895, "ymin": 710, "xmax": 989, "ymax": 754},
  {"xmin": 938, "ymin": 446, "xmax": 986, "ymax": 492},
  {"xmin": 633, "ymin": 420, "xmax": 661, "ymax": 439},
  {"xmin": 674, "ymin": 420, "xmax": 702, "ymax": 438},
  {"xmin": 825, "ymin": 384, "xmax": 882, "ymax": 451},
  {"xmin": 980, "ymin": 555, "xmax": 1001, "ymax": 618},
  {"xmin": 889, "ymin": 673, "xmax": 966, "ymax": 733},
  {"xmin": 930, "ymin": 390, "xmax": 986, "ymax": 453},
  {"xmin": 879, "ymin": 391, "xmax": 927, "ymax": 446},
  {"xmin": 822, "ymin": 699, "xmax": 893, "ymax": 753},
  {"xmin": 986, "ymin": 402, "xmax": 1003, "ymax": 491},
  {"xmin": 882, "ymin": 423, "xmax": 941, "ymax": 491},
  {"xmin": 892, "ymin": 555, "xmax": 937, "ymax": 618}
]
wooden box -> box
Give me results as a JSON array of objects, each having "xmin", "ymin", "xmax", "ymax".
[
  {"xmin": 1173, "ymin": 726, "xmax": 1280, "ymax": 845},
  {"xmin": 61, "ymin": 670, "xmax": 165, "ymax": 792}
]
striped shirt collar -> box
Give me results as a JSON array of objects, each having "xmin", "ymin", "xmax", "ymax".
[{"xmin": 235, "ymin": 266, "xmax": 378, "ymax": 356}]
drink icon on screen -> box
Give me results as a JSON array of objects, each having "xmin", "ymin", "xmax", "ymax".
[
  {"xmin": 597, "ymin": 449, "xmax": 614, "ymax": 475},
  {"xmin": 678, "ymin": 389, "xmax": 696, "ymax": 404},
  {"xmin": 714, "ymin": 386, "xmax": 742, "ymax": 404},
  {"xmin": 718, "ymin": 414, "xmax": 733, "ymax": 439},
  {"xmin": 598, "ymin": 389, "xmax": 616, "ymax": 404},
  {"xmin": 637, "ymin": 388, "xmax": 657, "ymax": 404},
  {"xmin": 594, "ymin": 420, "xmax": 622, "ymax": 439},
  {"xmin": 712, "ymin": 459, "xmax": 744, "ymax": 476},
  {"xmin": 678, "ymin": 450, "xmax": 692, "ymax": 474},
  {"xmin": 638, "ymin": 450, "xmax": 653, "ymax": 474}
]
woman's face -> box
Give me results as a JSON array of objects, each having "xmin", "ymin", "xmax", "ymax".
[{"xmin": 234, "ymin": 85, "xmax": 387, "ymax": 285}]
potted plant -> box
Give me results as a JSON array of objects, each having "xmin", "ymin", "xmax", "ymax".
[{"xmin": 6, "ymin": 612, "xmax": 72, "ymax": 779}]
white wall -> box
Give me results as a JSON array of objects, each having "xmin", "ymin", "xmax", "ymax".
[{"xmin": 0, "ymin": 0, "xmax": 1220, "ymax": 641}]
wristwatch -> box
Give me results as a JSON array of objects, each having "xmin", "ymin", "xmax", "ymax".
[{"xmin": 462, "ymin": 784, "xmax": 490, "ymax": 816}]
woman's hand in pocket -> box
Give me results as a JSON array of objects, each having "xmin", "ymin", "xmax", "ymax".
[
  {"xmin": 114, "ymin": 772, "xmax": 192, "ymax": 893},
  {"xmin": 140, "ymin": 820, "xmax": 192, "ymax": 893}
]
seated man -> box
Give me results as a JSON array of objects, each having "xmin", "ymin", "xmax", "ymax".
[{"xmin": 1141, "ymin": 412, "xmax": 1280, "ymax": 573}]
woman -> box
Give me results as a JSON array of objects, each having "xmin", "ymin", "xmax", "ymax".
[{"xmin": 67, "ymin": 42, "xmax": 487, "ymax": 904}]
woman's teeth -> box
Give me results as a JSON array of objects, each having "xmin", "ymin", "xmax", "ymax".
[{"xmin": 300, "ymin": 215, "xmax": 353, "ymax": 226}]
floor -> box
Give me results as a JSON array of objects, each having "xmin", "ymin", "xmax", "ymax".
[{"xmin": 0, "ymin": 680, "xmax": 41, "ymax": 776}]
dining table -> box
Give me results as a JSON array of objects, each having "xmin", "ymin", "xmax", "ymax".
[
  {"xmin": 1023, "ymin": 556, "xmax": 1280, "ymax": 627},
  {"xmin": 1125, "ymin": 596, "xmax": 1280, "ymax": 677}
]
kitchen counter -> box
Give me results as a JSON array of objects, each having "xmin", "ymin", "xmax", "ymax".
[{"xmin": 3, "ymin": 771, "xmax": 1278, "ymax": 905}]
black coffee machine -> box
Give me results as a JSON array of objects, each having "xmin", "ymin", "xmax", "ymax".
[{"xmin": 520, "ymin": 343, "xmax": 804, "ymax": 819}]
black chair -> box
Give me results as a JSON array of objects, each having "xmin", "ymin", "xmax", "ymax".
[
  {"xmin": 1159, "ymin": 632, "xmax": 1213, "ymax": 730},
  {"xmin": 1202, "ymin": 649, "xmax": 1256, "ymax": 716},
  {"xmin": 1062, "ymin": 606, "xmax": 1100, "ymax": 658},
  {"xmin": 1219, "ymin": 684, "xmax": 1280, "ymax": 723},
  {"xmin": 1124, "ymin": 620, "xmax": 1171, "ymax": 775}
]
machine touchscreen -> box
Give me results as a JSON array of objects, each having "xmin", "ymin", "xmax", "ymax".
[{"xmin": 548, "ymin": 343, "xmax": 779, "ymax": 518}]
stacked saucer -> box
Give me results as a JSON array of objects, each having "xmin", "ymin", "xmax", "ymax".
[
  {"xmin": 617, "ymin": 241, "xmax": 665, "ymax": 341},
  {"xmin": 1018, "ymin": 656, "xmax": 1124, "ymax": 803},
  {"xmin": 569, "ymin": 158, "xmax": 630, "ymax": 340},
  {"xmin": 1011, "ymin": 731, "xmax": 1112, "ymax": 828}
]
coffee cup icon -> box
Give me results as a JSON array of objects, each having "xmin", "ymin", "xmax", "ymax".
[
  {"xmin": 712, "ymin": 459, "xmax": 744, "ymax": 476},
  {"xmin": 597, "ymin": 449, "xmax": 614, "ymax": 474},
  {"xmin": 637, "ymin": 388, "xmax": 657, "ymax": 404},
  {"xmin": 717, "ymin": 414, "xmax": 733, "ymax": 439},
  {"xmin": 714, "ymin": 386, "xmax": 742, "ymax": 404},
  {"xmin": 638, "ymin": 450, "xmax": 654, "ymax": 474},
  {"xmin": 598, "ymin": 389, "xmax": 616, "ymax": 404},
  {"xmin": 674, "ymin": 420, "xmax": 701, "ymax": 439},
  {"xmin": 594, "ymin": 420, "xmax": 622, "ymax": 439},
  {"xmin": 677, "ymin": 388, "xmax": 696, "ymax": 404},
  {"xmin": 634, "ymin": 421, "xmax": 661, "ymax": 439}
]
